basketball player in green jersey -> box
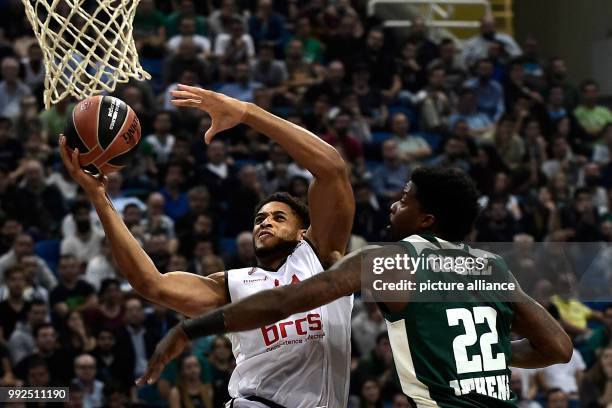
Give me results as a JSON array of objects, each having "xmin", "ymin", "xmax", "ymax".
[{"xmin": 138, "ymin": 167, "xmax": 573, "ymax": 408}]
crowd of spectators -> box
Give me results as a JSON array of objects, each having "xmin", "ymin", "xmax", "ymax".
[{"xmin": 0, "ymin": 0, "xmax": 611, "ymax": 407}]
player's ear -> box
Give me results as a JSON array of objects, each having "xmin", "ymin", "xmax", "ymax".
[
  {"xmin": 298, "ymin": 229, "xmax": 307, "ymax": 239},
  {"xmin": 421, "ymin": 214, "xmax": 435, "ymax": 230}
]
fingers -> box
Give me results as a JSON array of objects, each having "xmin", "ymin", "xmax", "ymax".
[
  {"xmin": 171, "ymin": 99, "xmax": 203, "ymax": 108},
  {"xmin": 58, "ymin": 135, "xmax": 76, "ymax": 173},
  {"xmin": 204, "ymin": 123, "xmax": 220, "ymax": 145},
  {"xmin": 170, "ymin": 90, "xmax": 201, "ymax": 100},
  {"xmin": 177, "ymin": 83, "xmax": 210, "ymax": 98}
]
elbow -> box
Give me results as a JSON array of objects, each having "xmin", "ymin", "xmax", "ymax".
[
  {"xmin": 552, "ymin": 331, "xmax": 573, "ymax": 365},
  {"xmin": 319, "ymin": 149, "xmax": 349, "ymax": 179}
]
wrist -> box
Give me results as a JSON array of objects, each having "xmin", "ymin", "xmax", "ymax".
[{"xmin": 181, "ymin": 309, "xmax": 226, "ymax": 340}]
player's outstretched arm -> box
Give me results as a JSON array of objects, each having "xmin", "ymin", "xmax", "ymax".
[
  {"xmin": 136, "ymin": 246, "xmax": 378, "ymax": 385},
  {"xmin": 510, "ymin": 287, "xmax": 573, "ymax": 368},
  {"xmin": 171, "ymin": 85, "xmax": 354, "ymax": 261},
  {"xmin": 59, "ymin": 136, "xmax": 227, "ymax": 317}
]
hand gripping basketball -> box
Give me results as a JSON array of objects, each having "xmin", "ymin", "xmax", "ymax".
[
  {"xmin": 59, "ymin": 135, "xmax": 108, "ymax": 198},
  {"xmin": 170, "ymin": 84, "xmax": 248, "ymax": 144}
]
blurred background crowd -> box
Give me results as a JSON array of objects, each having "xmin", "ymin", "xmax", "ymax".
[{"xmin": 0, "ymin": 0, "xmax": 611, "ymax": 407}]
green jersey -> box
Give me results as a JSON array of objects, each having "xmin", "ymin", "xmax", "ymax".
[{"xmin": 379, "ymin": 234, "xmax": 517, "ymax": 407}]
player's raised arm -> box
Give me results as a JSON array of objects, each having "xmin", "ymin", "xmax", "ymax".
[
  {"xmin": 171, "ymin": 85, "xmax": 355, "ymax": 262},
  {"xmin": 59, "ymin": 136, "xmax": 228, "ymax": 318},
  {"xmin": 510, "ymin": 286, "xmax": 573, "ymax": 368}
]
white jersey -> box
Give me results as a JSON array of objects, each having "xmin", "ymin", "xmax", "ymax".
[{"xmin": 226, "ymin": 239, "xmax": 353, "ymax": 408}]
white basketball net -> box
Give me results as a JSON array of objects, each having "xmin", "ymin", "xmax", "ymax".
[{"xmin": 21, "ymin": 0, "xmax": 151, "ymax": 108}]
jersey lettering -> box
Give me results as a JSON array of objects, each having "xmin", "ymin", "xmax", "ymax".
[{"xmin": 261, "ymin": 313, "xmax": 322, "ymax": 346}]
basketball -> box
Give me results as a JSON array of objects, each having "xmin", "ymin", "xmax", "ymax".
[{"xmin": 64, "ymin": 95, "xmax": 141, "ymax": 175}]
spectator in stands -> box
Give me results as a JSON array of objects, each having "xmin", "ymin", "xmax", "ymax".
[
  {"xmin": 82, "ymin": 279, "xmax": 124, "ymax": 333},
  {"xmin": 4, "ymin": 159, "xmax": 66, "ymax": 236},
  {"xmin": 72, "ymin": 354, "xmax": 104, "ymax": 408},
  {"xmin": 449, "ymin": 88, "xmax": 494, "ymax": 138},
  {"xmin": 208, "ymin": 335, "xmax": 235, "ymax": 408},
  {"xmin": 248, "ymin": 0, "xmax": 285, "ymax": 53},
  {"xmin": 389, "ymin": 113, "xmax": 431, "ymax": 162},
  {"xmin": 167, "ymin": 16, "xmax": 211, "ymax": 56},
  {"xmin": 49, "ymin": 255, "xmax": 96, "ymax": 319},
  {"xmin": 395, "ymin": 40, "xmax": 427, "ymax": 101},
  {"xmin": 429, "ymin": 136, "xmax": 471, "ymax": 172},
  {"xmin": 25, "ymin": 358, "xmax": 51, "ymax": 387},
  {"xmin": 14, "ymin": 322, "xmax": 73, "ymax": 384},
  {"xmin": 0, "ymin": 265, "xmax": 27, "ymax": 340},
  {"xmin": 504, "ymin": 59, "xmax": 544, "ymax": 112},
  {"xmin": 217, "ymin": 62, "xmax": 262, "ymax": 102},
  {"xmin": 580, "ymin": 347, "xmax": 612, "ymax": 407},
  {"xmin": 560, "ymin": 188, "xmax": 603, "ymax": 241},
  {"xmin": 143, "ymin": 111, "xmax": 176, "ymax": 167},
  {"xmin": 0, "ymin": 56, "xmax": 31, "ymax": 118},
  {"xmin": 0, "ymin": 116, "xmax": 23, "ymax": 171},
  {"xmin": 547, "ymin": 57, "xmax": 578, "ymax": 109},
  {"xmin": 214, "ymin": 16, "xmax": 256, "ymax": 70},
  {"xmin": 59, "ymin": 310, "xmax": 96, "ymax": 356},
  {"xmin": 223, "ymin": 231, "xmax": 255, "ymax": 269},
  {"xmin": 537, "ymin": 345, "xmax": 585, "ymax": 403},
  {"xmin": 521, "ymin": 35, "xmax": 545, "ymax": 88},
  {"xmin": 359, "ymin": 27, "xmax": 400, "ymax": 99},
  {"xmin": 251, "ymin": 42, "xmax": 287, "ymax": 88},
  {"xmin": 159, "ymin": 164, "xmax": 189, "ymax": 221},
  {"xmin": 84, "ymin": 239, "xmax": 119, "ymax": 292},
  {"xmin": 552, "ymin": 272, "xmax": 604, "ymax": 337},
  {"xmin": 593, "ymin": 123, "xmax": 612, "ymax": 165},
  {"xmin": 92, "ymin": 328, "xmax": 131, "ymax": 387},
  {"xmin": 475, "ymin": 195, "xmax": 518, "ymax": 241},
  {"xmin": 417, "ymin": 66, "xmax": 452, "ymax": 133},
  {"xmin": 208, "ymin": 0, "xmax": 245, "ymax": 37},
  {"xmin": 169, "ymin": 354, "xmax": 214, "ymax": 408},
  {"xmin": 351, "ymin": 301, "xmax": 386, "ymax": 357},
  {"xmin": 546, "ymin": 388, "xmax": 569, "ymax": 408},
  {"xmin": 21, "ymin": 43, "xmax": 44, "ymax": 91},
  {"xmin": 164, "ymin": 38, "xmax": 213, "ymax": 87},
  {"xmin": 0, "ymin": 233, "xmax": 56, "ymax": 289},
  {"xmin": 133, "ymin": 0, "xmax": 166, "ymax": 54},
  {"xmin": 355, "ymin": 377, "xmax": 383, "ymax": 408},
  {"xmin": 305, "ymin": 60, "xmax": 350, "ymax": 106},
  {"xmin": 390, "ymin": 393, "xmax": 413, "ymax": 408},
  {"xmin": 283, "ymin": 38, "xmax": 321, "ymax": 103},
  {"xmin": 574, "ymin": 80, "xmax": 612, "ymax": 141},
  {"xmin": 290, "ymin": 17, "xmax": 323, "ymax": 64},
  {"xmin": 115, "ymin": 298, "xmax": 158, "ymax": 382},
  {"xmin": 372, "ymin": 140, "xmax": 411, "ymax": 204},
  {"xmin": 60, "ymin": 201, "xmax": 104, "ymax": 264},
  {"xmin": 322, "ymin": 110, "xmax": 364, "ymax": 166},
  {"xmin": 465, "ymin": 58, "xmax": 505, "ymax": 121},
  {"xmin": 460, "ymin": 15, "xmax": 522, "ymax": 69},
  {"xmin": 428, "ymin": 38, "xmax": 466, "ymax": 93},
  {"xmin": 9, "ymin": 300, "xmax": 49, "ymax": 365},
  {"xmin": 165, "ymin": 0, "xmax": 206, "ymax": 38},
  {"xmin": 481, "ymin": 114, "xmax": 524, "ymax": 171},
  {"xmin": 325, "ymin": 14, "xmax": 364, "ymax": 71},
  {"xmin": 580, "ymin": 162, "xmax": 608, "ymax": 215},
  {"xmin": 198, "ymin": 140, "xmax": 237, "ymax": 202},
  {"xmin": 510, "ymin": 370, "xmax": 541, "ymax": 408},
  {"xmin": 142, "ymin": 192, "xmax": 176, "ymax": 240},
  {"xmin": 406, "ymin": 16, "xmax": 438, "ymax": 67},
  {"xmin": 353, "ymin": 332, "xmax": 401, "ymax": 402}
]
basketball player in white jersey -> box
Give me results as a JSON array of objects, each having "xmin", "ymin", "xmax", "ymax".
[{"xmin": 58, "ymin": 85, "xmax": 355, "ymax": 407}]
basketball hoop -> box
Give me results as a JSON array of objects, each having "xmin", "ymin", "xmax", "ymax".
[{"xmin": 21, "ymin": 0, "xmax": 151, "ymax": 108}]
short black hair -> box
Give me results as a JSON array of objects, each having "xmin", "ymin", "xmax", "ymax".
[
  {"xmin": 71, "ymin": 200, "xmax": 90, "ymax": 215},
  {"xmin": 0, "ymin": 116, "xmax": 11, "ymax": 127},
  {"xmin": 99, "ymin": 278, "xmax": 120, "ymax": 296},
  {"xmin": 411, "ymin": 166, "xmax": 481, "ymax": 241},
  {"xmin": 254, "ymin": 192, "xmax": 310, "ymax": 229},
  {"xmin": 580, "ymin": 79, "xmax": 598, "ymax": 91},
  {"xmin": 33, "ymin": 322, "xmax": 55, "ymax": 338}
]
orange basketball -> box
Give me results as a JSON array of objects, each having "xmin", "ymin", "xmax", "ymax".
[{"xmin": 64, "ymin": 95, "xmax": 141, "ymax": 174}]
